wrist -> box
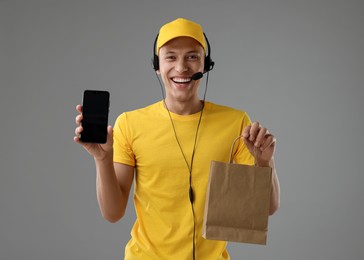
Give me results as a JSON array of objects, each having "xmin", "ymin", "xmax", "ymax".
[
  {"xmin": 257, "ymin": 161, "xmax": 270, "ymax": 167},
  {"xmin": 256, "ymin": 157, "xmax": 273, "ymax": 167},
  {"xmin": 94, "ymin": 151, "xmax": 113, "ymax": 164}
]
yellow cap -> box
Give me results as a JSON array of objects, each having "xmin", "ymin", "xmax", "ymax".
[{"xmin": 157, "ymin": 18, "xmax": 206, "ymax": 54}]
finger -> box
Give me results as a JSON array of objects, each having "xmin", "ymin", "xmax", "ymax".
[
  {"xmin": 260, "ymin": 134, "xmax": 276, "ymax": 151},
  {"xmin": 106, "ymin": 125, "xmax": 114, "ymax": 144},
  {"xmin": 243, "ymin": 136, "xmax": 255, "ymax": 152},
  {"xmin": 242, "ymin": 125, "xmax": 251, "ymax": 138},
  {"xmin": 254, "ymin": 127, "xmax": 267, "ymax": 147},
  {"xmin": 107, "ymin": 125, "xmax": 113, "ymax": 134},
  {"xmin": 75, "ymin": 114, "xmax": 83, "ymax": 125},
  {"xmin": 73, "ymin": 135, "xmax": 81, "ymax": 143},
  {"xmin": 73, "ymin": 131, "xmax": 86, "ymax": 144},
  {"xmin": 76, "ymin": 104, "xmax": 83, "ymax": 113},
  {"xmin": 249, "ymin": 122, "xmax": 261, "ymax": 142},
  {"xmin": 75, "ymin": 125, "xmax": 83, "ymax": 136}
]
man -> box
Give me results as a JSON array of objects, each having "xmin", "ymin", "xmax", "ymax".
[{"xmin": 74, "ymin": 18, "xmax": 280, "ymax": 260}]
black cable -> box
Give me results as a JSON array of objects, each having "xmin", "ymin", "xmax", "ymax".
[{"xmin": 155, "ymin": 71, "xmax": 210, "ymax": 260}]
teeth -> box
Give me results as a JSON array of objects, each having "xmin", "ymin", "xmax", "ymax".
[{"xmin": 172, "ymin": 77, "xmax": 191, "ymax": 83}]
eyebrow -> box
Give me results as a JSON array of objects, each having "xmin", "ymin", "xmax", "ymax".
[{"xmin": 163, "ymin": 50, "xmax": 201, "ymax": 55}]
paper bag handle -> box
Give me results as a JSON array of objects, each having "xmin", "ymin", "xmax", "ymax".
[{"xmin": 229, "ymin": 136, "xmax": 258, "ymax": 165}]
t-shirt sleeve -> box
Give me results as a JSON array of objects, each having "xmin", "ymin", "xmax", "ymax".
[
  {"xmin": 113, "ymin": 113, "xmax": 136, "ymax": 166},
  {"xmin": 233, "ymin": 111, "xmax": 255, "ymax": 165}
]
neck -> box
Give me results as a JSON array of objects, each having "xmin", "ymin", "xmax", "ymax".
[{"xmin": 164, "ymin": 98, "xmax": 203, "ymax": 115}]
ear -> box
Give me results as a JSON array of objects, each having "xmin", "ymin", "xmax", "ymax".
[{"xmin": 156, "ymin": 70, "xmax": 161, "ymax": 75}]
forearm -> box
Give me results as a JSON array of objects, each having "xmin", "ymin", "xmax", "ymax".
[{"xmin": 95, "ymin": 154, "xmax": 125, "ymax": 223}]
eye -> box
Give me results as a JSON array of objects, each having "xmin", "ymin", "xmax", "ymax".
[
  {"xmin": 165, "ymin": 55, "xmax": 176, "ymax": 61},
  {"xmin": 186, "ymin": 54, "xmax": 199, "ymax": 61}
]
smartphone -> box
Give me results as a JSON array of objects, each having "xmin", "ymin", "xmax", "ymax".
[{"xmin": 80, "ymin": 90, "xmax": 110, "ymax": 144}]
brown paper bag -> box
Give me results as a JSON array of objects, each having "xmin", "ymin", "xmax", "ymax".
[{"xmin": 202, "ymin": 136, "xmax": 272, "ymax": 245}]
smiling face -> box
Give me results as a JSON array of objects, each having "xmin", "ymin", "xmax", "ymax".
[{"xmin": 157, "ymin": 36, "xmax": 205, "ymax": 112}]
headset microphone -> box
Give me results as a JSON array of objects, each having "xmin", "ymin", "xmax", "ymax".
[
  {"xmin": 191, "ymin": 57, "xmax": 215, "ymax": 80},
  {"xmin": 191, "ymin": 72, "xmax": 203, "ymax": 81},
  {"xmin": 191, "ymin": 71, "xmax": 204, "ymax": 81}
]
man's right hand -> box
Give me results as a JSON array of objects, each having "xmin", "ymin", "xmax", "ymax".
[{"xmin": 74, "ymin": 104, "xmax": 114, "ymax": 161}]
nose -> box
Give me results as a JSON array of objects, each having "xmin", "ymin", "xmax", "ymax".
[{"xmin": 175, "ymin": 58, "xmax": 188, "ymax": 73}]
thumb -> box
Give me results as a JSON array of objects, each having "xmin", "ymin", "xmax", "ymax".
[{"xmin": 106, "ymin": 125, "xmax": 113, "ymax": 144}]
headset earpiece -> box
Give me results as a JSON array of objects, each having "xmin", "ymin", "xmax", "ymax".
[
  {"xmin": 152, "ymin": 34, "xmax": 160, "ymax": 71},
  {"xmin": 152, "ymin": 54, "xmax": 159, "ymax": 71},
  {"xmin": 203, "ymin": 33, "xmax": 214, "ymax": 72},
  {"xmin": 204, "ymin": 55, "xmax": 215, "ymax": 72}
]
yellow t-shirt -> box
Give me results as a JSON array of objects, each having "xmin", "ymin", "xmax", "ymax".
[{"xmin": 113, "ymin": 100, "xmax": 254, "ymax": 260}]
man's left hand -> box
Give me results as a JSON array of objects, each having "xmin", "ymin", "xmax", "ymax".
[{"xmin": 242, "ymin": 122, "xmax": 276, "ymax": 166}]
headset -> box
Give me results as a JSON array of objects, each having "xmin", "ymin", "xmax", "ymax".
[{"xmin": 152, "ymin": 33, "xmax": 215, "ymax": 73}]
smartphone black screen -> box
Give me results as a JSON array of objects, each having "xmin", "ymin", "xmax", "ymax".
[{"xmin": 80, "ymin": 90, "xmax": 110, "ymax": 143}]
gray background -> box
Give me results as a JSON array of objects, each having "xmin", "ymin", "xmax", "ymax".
[{"xmin": 1, "ymin": 0, "xmax": 363, "ymax": 259}]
